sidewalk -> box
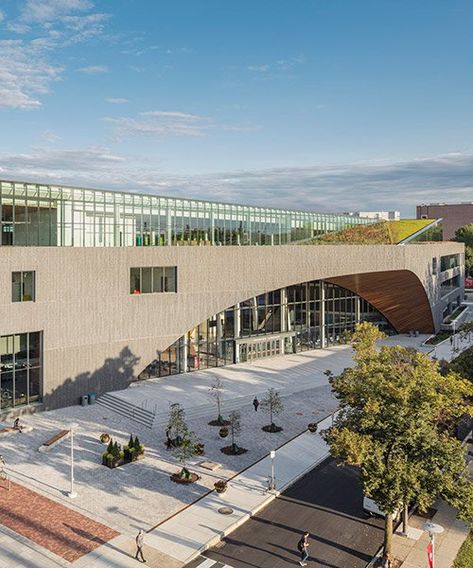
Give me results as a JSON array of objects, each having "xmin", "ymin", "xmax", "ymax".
[
  {"xmin": 79, "ymin": 412, "xmax": 335, "ymax": 567},
  {"xmin": 392, "ymin": 501, "xmax": 469, "ymax": 568}
]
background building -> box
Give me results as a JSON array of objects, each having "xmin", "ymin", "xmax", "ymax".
[
  {"xmin": 344, "ymin": 211, "xmax": 401, "ymax": 221},
  {"xmin": 417, "ymin": 203, "xmax": 473, "ymax": 240}
]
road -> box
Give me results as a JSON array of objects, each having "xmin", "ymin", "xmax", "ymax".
[{"xmin": 199, "ymin": 458, "xmax": 384, "ymax": 568}]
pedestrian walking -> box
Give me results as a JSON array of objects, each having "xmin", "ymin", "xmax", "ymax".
[
  {"xmin": 253, "ymin": 397, "xmax": 259, "ymax": 411},
  {"xmin": 135, "ymin": 529, "xmax": 146, "ymax": 563},
  {"xmin": 297, "ymin": 531, "xmax": 310, "ymax": 566},
  {"xmin": 380, "ymin": 551, "xmax": 390, "ymax": 568}
]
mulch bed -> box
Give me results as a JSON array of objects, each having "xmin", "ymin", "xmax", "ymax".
[
  {"xmin": 262, "ymin": 424, "xmax": 284, "ymax": 433},
  {"xmin": 170, "ymin": 472, "xmax": 200, "ymax": 484},
  {"xmin": 208, "ymin": 419, "xmax": 231, "ymax": 426},
  {"xmin": 220, "ymin": 446, "xmax": 248, "ymax": 456}
]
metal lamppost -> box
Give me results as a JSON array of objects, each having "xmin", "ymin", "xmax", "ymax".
[
  {"xmin": 67, "ymin": 422, "xmax": 78, "ymax": 499},
  {"xmin": 269, "ymin": 450, "xmax": 276, "ymax": 492},
  {"xmin": 422, "ymin": 522, "xmax": 444, "ymax": 568},
  {"xmin": 452, "ymin": 320, "xmax": 457, "ymax": 355}
]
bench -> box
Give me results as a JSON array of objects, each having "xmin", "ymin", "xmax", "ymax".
[{"xmin": 38, "ymin": 429, "xmax": 70, "ymax": 453}]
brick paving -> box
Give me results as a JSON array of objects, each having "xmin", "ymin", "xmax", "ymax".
[{"xmin": 0, "ymin": 480, "xmax": 119, "ymax": 563}]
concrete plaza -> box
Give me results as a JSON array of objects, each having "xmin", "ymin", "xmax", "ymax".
[{"xmin": 0, "ymin": 332, "xmax": 470, "ymax": 567}]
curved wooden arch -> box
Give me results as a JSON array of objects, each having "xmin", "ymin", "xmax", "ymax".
[{"xmin": 325, "ymin": 270, "xmax": 435, "ymax": 333}]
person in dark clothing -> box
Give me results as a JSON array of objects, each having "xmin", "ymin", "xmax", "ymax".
[
  {"xmin": 135, "ymin": 529, "xmax": 146, "ymax": 563},
  {"xmin": 253, "ymin": 397, "xmax": 259, "ymax": 411},
  {"xmin": 297, "ymin": 531, "xmax": 310, "ymax": 566}
]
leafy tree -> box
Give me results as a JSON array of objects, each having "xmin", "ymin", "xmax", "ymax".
[
  {"xmin": 454, "ymin": 224, "xmax": 473, "ymax": 276},
  {"xmin": 261, "ymin": 387, "xmax": 284, "ymax": 432},
  {"xmin": 167, "ymin": 402, "xmax": 187, "ymax": 445},
  {"xmin": 323, "ymin": 322, "xmax": 473, "ymax": 557},
  {"xmin": 228, "ymin": 410, "xmax": 241, "ymax": 454},
  {"xmin": 208, "ymin": 377, "xmax": 226, "ymax": 425},
  {"xmin": 449, "ymin": 344, "xmax": 473, "ymax": 384},
  {"xmin": 172, "ymin": 429, "xmax": 199, "ymax": 479}
]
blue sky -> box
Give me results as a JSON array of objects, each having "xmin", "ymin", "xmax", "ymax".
[{"xmin": 1, "ymin": 0, "xmax": 472, "ymax": 215}]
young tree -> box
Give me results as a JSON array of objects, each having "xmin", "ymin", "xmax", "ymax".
[
  {"xmin": 228, "ymin": 410, "xmax": 241, "ymax": 454},
  {"xmin": 323, "ymin": 322, "xmax": 473, "ymax": 557},
  {"xmin": 172, "ymin": 429, "xmax": 199, "ymax": 479},
  {"xmin": 208, "ymin": 377, "xmax": 227, "ymax": 426},
  {"xmin": 261, "ymin": 387, "xmax": 284, "ymax": 432},
  {"xmin": 167, "ymin": 402, "xmax": 187, "ymax": 445}
]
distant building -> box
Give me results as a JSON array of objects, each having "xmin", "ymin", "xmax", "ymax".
[
  {"xmin": 417, "ymin": 203, "xmax": 473, "ymax": 240},
  {"xmin": 344, "ymin": 211, "xmax": 401, "ymax": 221}
]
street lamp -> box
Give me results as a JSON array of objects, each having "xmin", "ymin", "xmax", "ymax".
[
  {"xmin": 269, "ymin": 450, "xmax": 276, "ymax": 492},
  {"xmin": 422, "ymin": 522, "xmax": 444, "ymax": 568},
  {"xmin": 67, "ymin": 422, "xmax": 79, "ymax": 499}
]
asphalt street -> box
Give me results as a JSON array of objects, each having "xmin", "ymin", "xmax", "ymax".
[{"xmin": 201, "ymin": 458, "xmax": 384, "ymax": 568}]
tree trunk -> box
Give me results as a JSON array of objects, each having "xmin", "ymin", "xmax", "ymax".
[
  {"xmin": 402, "ymin": 502, "xmax": 409, "ymax": 534},
  {"xmin": 384, "ymin": 513, "xmax": 393, "ymax": 556}
]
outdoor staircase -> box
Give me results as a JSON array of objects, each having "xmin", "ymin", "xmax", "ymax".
[{"xmin": 96, "ymin": 392, "xmax": 156, "ymax": 428}]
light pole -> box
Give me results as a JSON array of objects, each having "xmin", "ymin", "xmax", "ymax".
[
  {"xmin": 422, "ymin": 522, "xmax": 444, "ymax": 568},
  {"xmin": 67, "ymin": 422, "xmax": 78, "ymax": 499},
  {"xmin": 269, "ymin": 450, "xmax": 276, "ymax": 492}
]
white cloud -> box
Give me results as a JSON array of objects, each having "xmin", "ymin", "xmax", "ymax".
[
  {"xmin": 105, "ymin": 110, "xmax": 213, "ymax": 138},
  {"xmin": 248, "ymin": 56, "xmax": 306, "ymax": 75},
  {"xmin": 1, "ymin": 1, "xmax": 110, "ymax": 109},
  {"xmin": 41, "ymin": 130, "xmax": 61, "ymax": 143},
  {"xmin": 0, "ymin": 9, "xmax": 5, "ymax": 22},
  {"xmin": 77, "ymin": 64, "xmax": 108, "ymax": 74},
  {"xmin": 20, "ymin": 0, "xmax": 94, "ymax": 25},
  {"xmin": 0, "ymin": 39, "xmax": 63, "ymax": 109},
  {"xmin": 106, "ymin": 97, "xmax": 129, "ymax": 104},
  {"xmin": 1, "ymin": 150, "xmax": 473, "ymax": 217}
]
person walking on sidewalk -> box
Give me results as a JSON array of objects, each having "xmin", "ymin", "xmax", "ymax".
[
  {"xmin": 297, "ymin": 531, "xmax": 310, "ymax": 566},
  {"xmin": 253, "ymin": 397, "xmax": 260, "ymax": 411},
  {"xmin": 135, "ymin": 529, "xmax": 146, "ymax": 563}
]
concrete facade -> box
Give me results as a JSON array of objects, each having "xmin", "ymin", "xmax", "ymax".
[
  {"xmin": 0, "ymin": 242, "xmax": 464, "ymax": 413},
  {"xmin": 417, "ymin": 203, "xmax": 473, "ymax": 240}
]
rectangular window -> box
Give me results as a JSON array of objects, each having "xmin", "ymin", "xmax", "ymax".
[
  {"xmin": 12, "ymin": 271, "xmax": 35, "ymax": 302},
  {"xmin": 130, "ymin": 266, "xmax": 177, "ymax": 294},
  {"xmin": 0, "ymin": 331, "xmax": 42, "ymax": 410}
]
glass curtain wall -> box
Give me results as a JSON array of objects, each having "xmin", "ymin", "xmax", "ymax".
[
  {"xmin": 139, "ymin": 281, "xmax": 392, "ymax": 380},
  {"xmin": 0, "ymin": 180, "xmax": 372, "ymax": 247},
  {"xmin": 0, "ymin": 331, "xmax": 42, "ymax": 411}
]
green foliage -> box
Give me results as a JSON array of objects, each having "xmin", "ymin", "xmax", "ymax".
[
  {"xmin": 453, "ymin": 532, "xmax": 473, "ymax": 567},
  {"xmin": 106, "ymin": 440, "xmax": 113, "ymax": 454},
  {"xmin": 129, "ymin": 434, "xmax": 134, "ymax": 448},
  {"xmin": 300, "ymin": 219, "xmax": 435, "ymax": 245},
  {"xmin": 449, "ymin": 345, "xmax": 473, "ymax": 383},
  {"xmin": 454, "ymin": 224, "xmax": 473, "ymax": 276},
  {"xmin": 172, "ymin": 429, "xmax": 199, "ymax": 473},
  {"xmin": 167, "ymin": 402, "xmax": 187, "ymax": 440},
  {"xmin": 134, "ymin": 435, "xmax": 141, "ymax": 450},
  {"xmin": 261, "ymin": 387, "xmax": 284, "ymax": 427},
  {"xmin": 323, "ymin": 322, "xmax": 473, "ymax": 555}
]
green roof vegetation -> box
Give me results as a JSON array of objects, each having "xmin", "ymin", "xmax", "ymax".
[{"xmin": 300, "ymin": 218, "xmax": 436, "ymax": 245}]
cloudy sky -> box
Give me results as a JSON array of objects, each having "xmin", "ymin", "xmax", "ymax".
[{"xmin": 1, "ymin": 0, "xmax": 472, "ymax": 215}]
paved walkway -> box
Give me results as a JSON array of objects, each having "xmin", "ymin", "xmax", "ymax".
[
  {"xmin": 84, "ymin": 412, "xmax": 337, "ymax": 566},
  {"xmin": 0, "ymin": 480, "xmax": 118, "ymax": 565}
]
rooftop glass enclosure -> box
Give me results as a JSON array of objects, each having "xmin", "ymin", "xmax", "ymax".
[{"xmin": 0, "ymin": 180, "xmax": 372, "ymax": 247}]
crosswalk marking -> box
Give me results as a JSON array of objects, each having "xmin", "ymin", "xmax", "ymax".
[
  {"xmin": 198, "ymin": 559, "xmax": 218, "ymax": 568},
  {"xmin": 188, "ymin": 557, "xmax": 235, "ymax": 568}
]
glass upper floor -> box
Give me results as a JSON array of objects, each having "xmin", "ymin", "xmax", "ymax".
[{"xmin": 0, "ymin": 179, "xmax": 372, "ymax": 247}]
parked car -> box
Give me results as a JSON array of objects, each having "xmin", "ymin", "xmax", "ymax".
[{"xmin": 363, "ymin": 496, "xmax": 400, "ymax": 520}]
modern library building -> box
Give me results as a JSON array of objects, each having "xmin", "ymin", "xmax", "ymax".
[{"xmin": 0, "ymin": 179, "xmax": 465, "ymax": 415}]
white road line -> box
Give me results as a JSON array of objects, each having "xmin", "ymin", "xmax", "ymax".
[{"xmin": 197, "ymin": 559, "xmax": 217, "ymax": 568}]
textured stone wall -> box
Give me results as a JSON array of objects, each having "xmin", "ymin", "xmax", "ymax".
[{"xmin": 0, "ymin": 242, "xmax": 464, "ymax": 410}]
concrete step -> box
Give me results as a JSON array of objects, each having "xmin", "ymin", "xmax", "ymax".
[{"xmin": 96, "ymin": 393, "xmax": 155, "ymax": 428}]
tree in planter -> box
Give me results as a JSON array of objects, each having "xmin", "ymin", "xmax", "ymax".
[
  {"xmin": 171, "ymin": 429, "xmax": 200, "ymax": 480},
  {"xmin": 323, "ymin": 321, "xmax": 473, "ymax": 558},
  {"xmin": 166, "ymin": 402, "xmax": 187, "ymax": 446},
  {"xmin": 261, "ymin": 388, "xmax": 284, "ymax": 433},
  {"xmin": 208, "ymin": 378, "xmax": 229, "ymax": 426},
  {"xmin": 221, "ymin": 410, "xmax": 247, "ymax": 455}
]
